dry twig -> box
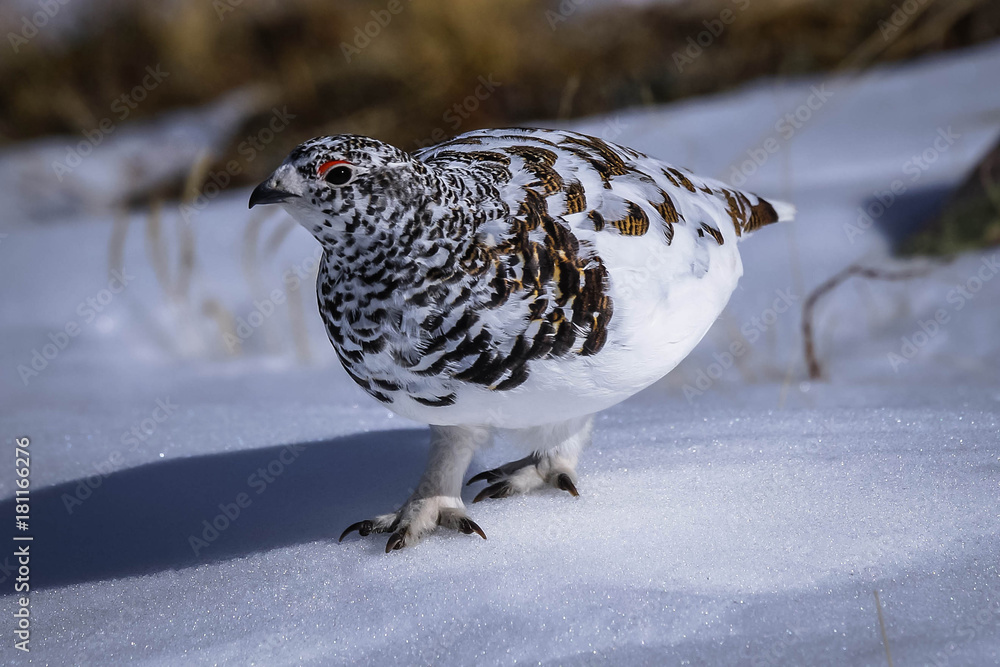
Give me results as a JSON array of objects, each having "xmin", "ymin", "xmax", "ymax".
[{"xmin": 802, "ymin": 260, "xmax": 949, "ymax": 379}]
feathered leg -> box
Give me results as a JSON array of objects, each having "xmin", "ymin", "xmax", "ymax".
[
  {"xmin": 467, "ymin": 414, "xmax": 593, "ymax": 502},
  {"xmin": 339, "ymin": 424, "xmax": 490, "ymax": 552}
]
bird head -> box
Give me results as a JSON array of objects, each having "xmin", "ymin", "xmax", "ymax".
[{"xmin": 249, "ymin": 135, "xmax": 428, "ymax": 245}]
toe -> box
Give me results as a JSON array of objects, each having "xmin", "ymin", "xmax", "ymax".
[
  {"xmin": 339, "ymin": 514, "xmax": 398, "ymax": 543},
  {"xmin": 340, "ymin": 501, "xmax": 488, "ymax": 552},
  {"xmin": 473, "ymin": 480, "xmax": 515, "ymax": 503},
  {"xmin": 339, "ymin": 520, "xmax": 373, "ymax": 542},
  {"xmin": 555, "ymin": 473, "xmax": 579, "ymax": 497},
  {"xmin": 467, "ymin": 454, "xmax": 541, "ymax": 487},
  {"xmin": 467, "ymin": 469, "xmax": 499, "ymax": 485},
  {"xmin": 385, "ymin": 531, "xmax": 406, "ymax": 552},
  {"xmin": 438, "ymin": 509, "xmax": 488, "ymax": 540},
  {"xmin": 459, "ymin": 517, "xmax": 488, "ymax": 540}
]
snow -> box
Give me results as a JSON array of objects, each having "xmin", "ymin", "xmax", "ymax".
[{"xmin": 2, "ymin": 43, "xmax": 999, "ymax": 665}]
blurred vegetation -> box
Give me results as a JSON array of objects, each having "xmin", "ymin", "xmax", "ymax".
[
  {"xmin": 2, "ymin": 0, "xmax": 999, "ymax": 190},
  {"xmin": 902, "ymin": 137, "xmax": 1000, "ymax": 256}
]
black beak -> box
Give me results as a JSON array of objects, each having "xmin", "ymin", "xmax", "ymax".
[{"xmin": 249, "ymin": 181, "xmax": 293, "ymax": 209}]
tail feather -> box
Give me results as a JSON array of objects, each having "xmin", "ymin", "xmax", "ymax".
[
  {"xmin": 769, "ymin": 198, "xmax": 796, "ymax": 223},
  {"xmin": 736, "ymin": 195, "xmax": 795, "ymax": 237}
]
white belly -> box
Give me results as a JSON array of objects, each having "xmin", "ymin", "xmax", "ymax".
[{"xmin": 387, "ymin": 231, "xmax": 744, "ymax": 428}]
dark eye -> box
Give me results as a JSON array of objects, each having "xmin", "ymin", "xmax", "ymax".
[{"xmin": 324, "ymin": 165, "xmax": 353, "ymax": 186}]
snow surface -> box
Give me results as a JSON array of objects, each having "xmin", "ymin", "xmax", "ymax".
[{"xmin": 1, "ymin": 43, "xmax": 999, "ymax": 665}]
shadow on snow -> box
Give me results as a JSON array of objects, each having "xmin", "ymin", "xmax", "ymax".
[{"xmin": 3, "ymin": 428, "xmax": 429, "ymax": 590}]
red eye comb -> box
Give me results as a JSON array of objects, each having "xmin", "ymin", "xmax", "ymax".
[{"xmin": 318, "ymin": 160, "xmax": 351, "ymax": 176}]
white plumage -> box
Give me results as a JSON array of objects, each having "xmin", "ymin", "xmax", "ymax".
[{"xmin": 249, "ymin": 127, "xmax": 794, "ymax": 551}]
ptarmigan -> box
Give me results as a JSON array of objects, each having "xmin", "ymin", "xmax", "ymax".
[{"xmin": 249, "ymin": 127, "xmax": 794, "ymax": 552}]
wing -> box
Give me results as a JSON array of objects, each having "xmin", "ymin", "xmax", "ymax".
[
  {"xmin": 416, "ymin": 127, "xmax": 788, "ymax": 243},
  {"xmin": 413, "ymin": 128, "xmax": 788, "ymax": 391}
]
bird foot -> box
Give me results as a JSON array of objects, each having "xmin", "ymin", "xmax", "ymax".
[
  {"xmin": 467, "ymin": 452, "xmax": 579, "ymax": 503},
  {"xmin": 338, "ymin": 496, "xmax": 486, "ymax": 552}
]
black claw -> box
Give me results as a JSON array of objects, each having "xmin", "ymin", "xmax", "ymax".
[
  {"xmin": 339, "ymin": 520, "xmax": 374, "ymax": 542},
  {"xmin": 473, "ymin": 481, "xmax": 513, "ymax": 504},
  {"xmin": 459, "ymin": 518, "xmax": 488, "ymax": 540},
  {"xmin": 468, "ymin": 454, "xmax": 542, "ymax": 486},
  {"xmin": 467, "ymin": 470, "xmax": 497, "ymax": 486},
  {"xmin": 556, "ymin": 473, "xmax": 579, "ymax": 497},
  {"xmin": 385, "ymin": 531, "xmax": 405, "ymax": 553}
]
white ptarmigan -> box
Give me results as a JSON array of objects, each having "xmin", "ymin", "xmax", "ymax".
[{"xmin": 249, "ymin": 127, "xmax": 794, "ymax": 552}]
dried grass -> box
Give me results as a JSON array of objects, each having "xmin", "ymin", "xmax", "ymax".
[{"xmin": 4, "ymin": 0, "xmax": 998, "ymax": 195}]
